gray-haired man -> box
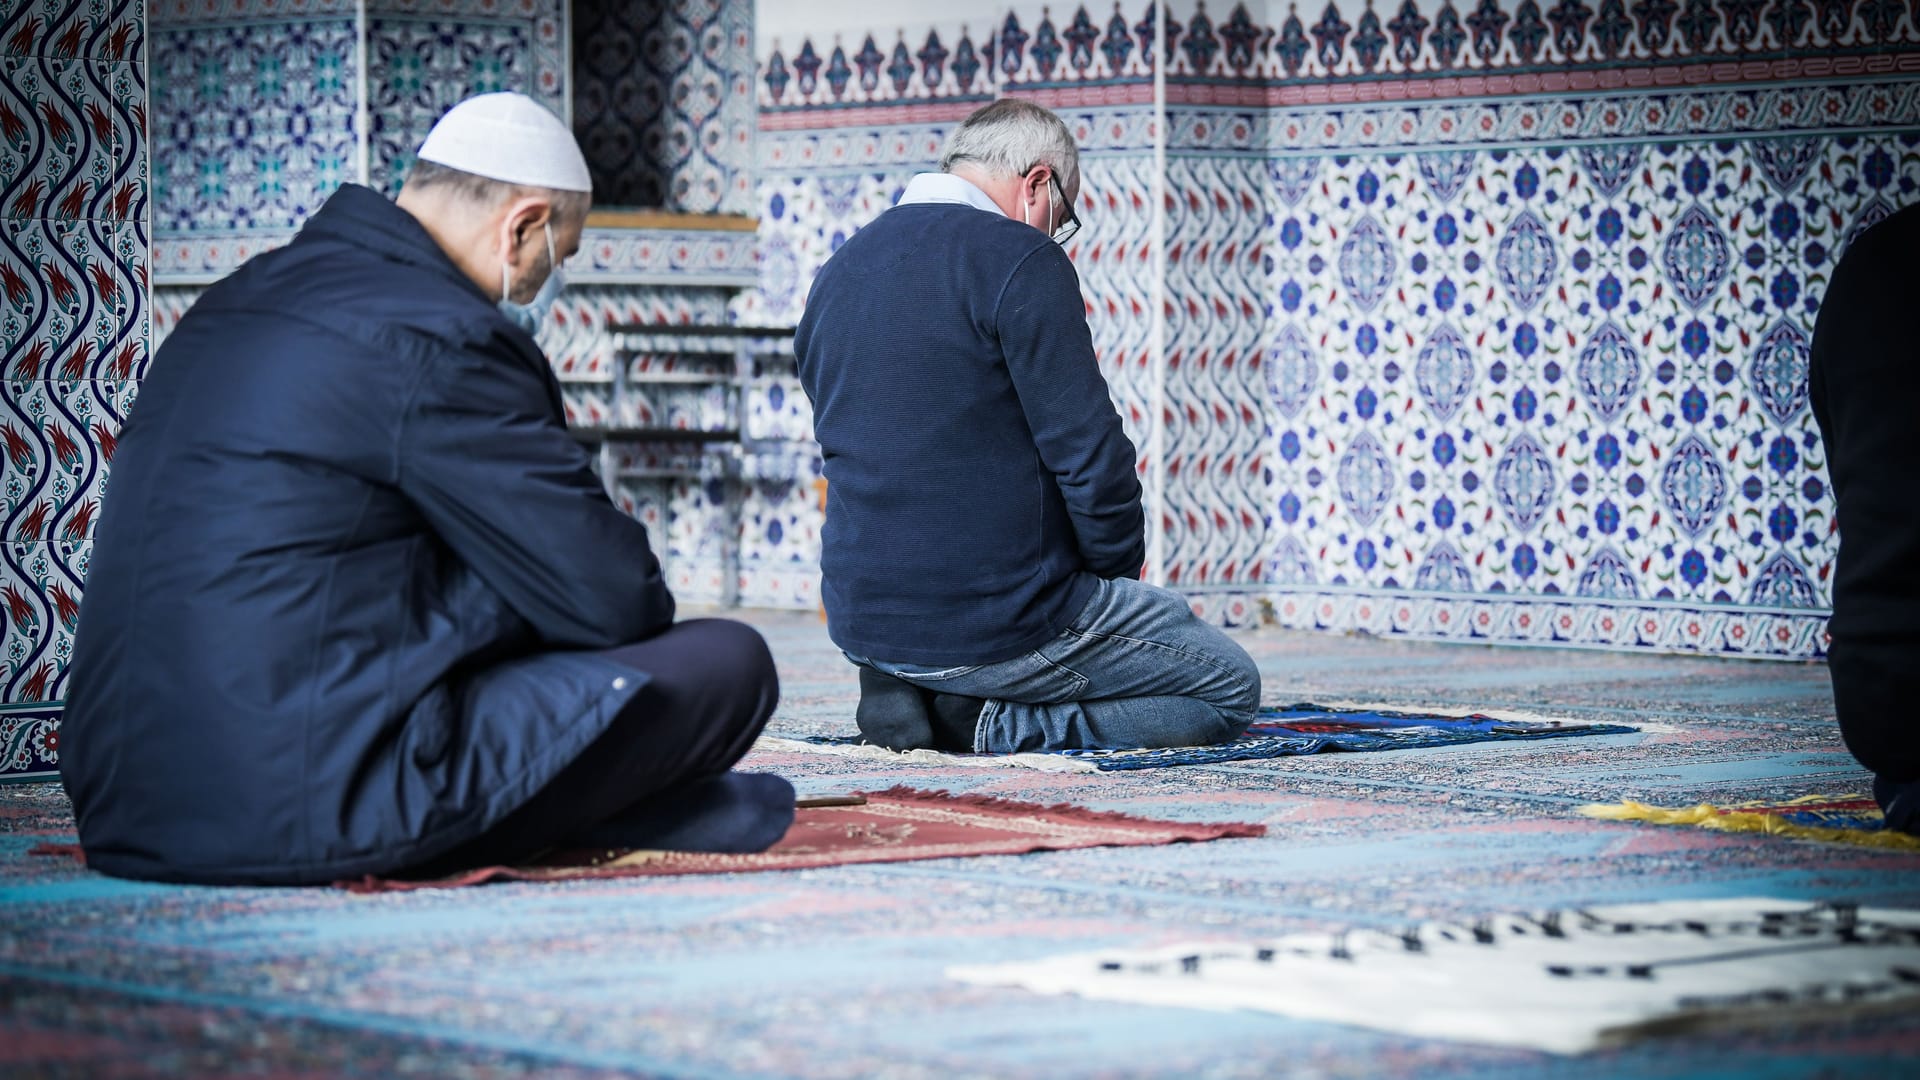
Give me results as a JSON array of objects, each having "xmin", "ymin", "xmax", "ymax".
[{"xmin": 796, "ymin": 99, "xmax": 1262, "ymax": 754}]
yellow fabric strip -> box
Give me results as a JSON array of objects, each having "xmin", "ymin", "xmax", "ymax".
[{"xmin": 1577, "ymin": 795, "xmax": 1920, "ymax": 852}]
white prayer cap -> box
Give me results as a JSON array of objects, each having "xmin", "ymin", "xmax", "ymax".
[{"xmin": 415, "ymin": 92, "xmax": 593, "ymax": 193}]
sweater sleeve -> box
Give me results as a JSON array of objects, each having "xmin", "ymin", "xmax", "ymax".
[
  {"xmin": 397, "ymin": 330, "xmax": 676, "ymax": 647},
  {"xmin": 995, "ymin": 243, "xmax": 1147, "ymax": 580}
]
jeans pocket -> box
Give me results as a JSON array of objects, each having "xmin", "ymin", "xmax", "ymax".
[
  {"xmin": 892, "ymin": 648, "xmax": 1090, "ymax": 701},
  {"xmin": 884, "ymin": 661, "xmax": 984, "ymax": 683}
]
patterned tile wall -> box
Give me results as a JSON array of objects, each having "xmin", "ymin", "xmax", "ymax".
[
  {"xmin": 1, "ymin": 0, "xmax": 150, "ymax": 778},
  {"xmin": 366, "ymin": 0, "xmax": 568, "ymax": 195},
  {"xmin": 150, "ymin": 0, "xmax": 759, "ymax": 279},
  {"xmin": 748, "ymin": 0, "xmax": 1920, "ymax": 653},
  {"xmin": 150, "ymin": 15, "xmax": 357, "ymax": 237},
  {"xmin": 1262, "ymin": 131, "xmax": 1916, "ymax": 655},
  {"xmin": 762, "ymin": 0, "xmax": 1920, "ymax": 103},
  {"xmin": 149, "ymin": 0, "xmax": 568, "ymax": 280},
  {"xmin": 1162, "ymin": 149, "xmax": 1271, "ymax": 626},
  {"xmin": 574, "ymin": 0, "xmax": 757, "ymax": 213}
]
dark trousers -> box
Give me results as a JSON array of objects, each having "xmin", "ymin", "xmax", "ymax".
[
  {"xmin": 409, "ymin": 618, "xmax": 789, "ymax": 874},
  {"xmin": 1808, "ymin": 203, "xmax": 1920, "ymax": 826}
]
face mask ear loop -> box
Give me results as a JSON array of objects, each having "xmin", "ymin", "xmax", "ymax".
[{"xmin": 501, "ymin": 217, "xmax": 526, "ymax": 303}]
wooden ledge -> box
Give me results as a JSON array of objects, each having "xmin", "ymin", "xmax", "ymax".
[{"xmin": 584, "ymin": 210, "xmax": 759, "ymax": 232}]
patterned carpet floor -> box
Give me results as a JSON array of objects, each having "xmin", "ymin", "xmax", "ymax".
[{"xmin": 4, "ymin": 609, "xmax": 1919, "ymax": 1078}]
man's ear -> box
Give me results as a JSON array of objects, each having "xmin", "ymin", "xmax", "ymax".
[
  {"xmin": 500, "ymin": 195, "xmax": 554, "ymax": 252},
  {"xmin": 1024, "ymin": 165, "xmax": 1049, "ymax": 201}
]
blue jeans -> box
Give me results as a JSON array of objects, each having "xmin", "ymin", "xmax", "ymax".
[{"xmin": 849, "ymin": 576, "xmax": 1261, "ymax": 753}]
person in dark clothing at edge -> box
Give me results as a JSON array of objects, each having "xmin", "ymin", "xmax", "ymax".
[
  {"xmin": 59, "ymin": 93, "xmax": 794, "ymax": 885},
  {"xmin": 795, "ymin": 99, "xmax": 1262, "ymax": 754},
  {"xmin": 1809, "ymin": 201, "xmax": 1920, "ymax": 836}
]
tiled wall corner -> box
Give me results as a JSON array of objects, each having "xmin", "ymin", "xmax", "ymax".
[
  {"xmin": 0, "ymin": 0, "xmax": 150, "ymax": 777},
  {"xmin": 574, "ymin": 0, "xmax": 757, "ymax": 212}
]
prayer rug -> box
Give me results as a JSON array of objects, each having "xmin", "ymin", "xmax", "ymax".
[
  {"xmin": 1578, "ymin": 794, "xmax": 1920, "ymax": 851},
  {"xmin": 302, "ymin": 786, "xmax": 1261, "ymax": 890},
  {"xmin": 950, "ymin": 898, "xmax": 1920, "ymax": 1055},
  {"xmin": 767, "ymin": 703, "xmax": 1636, "ymax": 772}
]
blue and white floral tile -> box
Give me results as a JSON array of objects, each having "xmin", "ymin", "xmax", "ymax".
[
  {"xmin": 149, "ymin": 16, "xmax": 359, "ymax": 237},
  {"xmin": 1, "ymin": 218, "xmax": 119, "ymax": 382},
  {"xmin": 662, "ymin": 475, "xmax": 733, "ymax": 604},
  {"xmin": 103, "ymin": 55, "xmax": 145, "ymax": 226},
  {"xmin": 560, "ymin": 383, "xmax": 614, "ymax": 428},
  {"xmin": 574, "ymin": 0, "xmax": 755, "ymax": 213},
  {"xmin": 732, "ymin": 170, "xmax": 914, "ymax": 327},
  {"xmin": 0, "ymin": 699, "xmax": 62, "ymax": 778},
  {"xmin": 1159, "ymin": 153, "xmax": 1272, "ymax": 596},
  {"xmin": 148, "ymin": 283, "xmax": 199, "ymax": 349},
  {"xmin": 1, "ymin": 55, "xmax": 120, "ymax": 226},
  {"xmin": 0, "ymin": 538, "xmax": 89, "ymax": 711},
  {"xmin": 0, "ymin": 379, "xmax": 128, "ymax": 548},
  {"xmin": 743, "ymin": 375, "xmax": 811, "ymax": 442},
  {"xmin": 3, "ymin": 0, "xmax": 141, "ymax": 60},
  {"xmin": 1265, "ymin": 135, "xmax": 1920, "ymax": 625},
  {"xmin": 608, "ymin": 474, "xmax": 677, "ymax": 586},
  {"xmin": 543, "ymin": 285, "xmax": 735, "ymax": 385},
  {"xmin": 736, "ymin": 474, "xmax": 820, "ymax": 610},
  {"xmin": 366, "ymin": 14, "xmax": 549, "ymax": 194}
]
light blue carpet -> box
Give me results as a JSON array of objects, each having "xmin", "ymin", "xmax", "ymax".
[{"xmin": 3, "ymin": 609, "xmax": 1916, "ymax": 1078}]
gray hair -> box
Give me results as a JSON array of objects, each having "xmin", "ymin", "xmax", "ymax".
[
  {"xmin": 401, "ymin": 158, "xmax": 592, "ymax": 226},
  {"xmin": 939, "ymin": 99, "xmax": 1079, "ymax": 193}
]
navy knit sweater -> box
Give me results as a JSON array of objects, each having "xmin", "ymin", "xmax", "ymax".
[{"xmin": 796, "ymin": 199, "xmax": 1145, "ymax": 666}]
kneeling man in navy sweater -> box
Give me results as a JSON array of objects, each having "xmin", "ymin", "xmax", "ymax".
[{"xmin": 795, "ymin": 100, "xmax": 1262, "ymax": 754}]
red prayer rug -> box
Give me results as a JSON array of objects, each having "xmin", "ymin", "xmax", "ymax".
[{"xmin": 330, "ymin": 786, "xmax": 1264, "ymax": 891}]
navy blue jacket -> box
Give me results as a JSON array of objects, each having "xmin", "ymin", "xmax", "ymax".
[
  {"xmin": 796, "ymin": 200, "xmax": 1144, "ymax": 666},
  {"xmin": 61, "ymin": 184, "xmax": 675, "ymax": 884}
]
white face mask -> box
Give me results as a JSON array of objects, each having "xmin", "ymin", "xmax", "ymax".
[{"xmin": 498, "ymin": 222, "xmax": 564, "ymax": 335}]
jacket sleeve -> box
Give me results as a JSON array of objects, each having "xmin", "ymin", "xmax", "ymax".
[
  {"xmin": 996, "ymin": 243, "xmax": 1147, "ymax": 580},
  {"xmin": 396, "ymin": 330, "xmax": 676, "ymax": 648}
]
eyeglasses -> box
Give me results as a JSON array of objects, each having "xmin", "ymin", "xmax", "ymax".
[{"xmin": 1048, "ymin": 173, "xmax": 1081, "ymax": 246}]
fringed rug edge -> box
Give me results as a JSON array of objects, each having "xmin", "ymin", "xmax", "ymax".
[
  {"xmin": 338, "ymin": 785, "xmax": 1265, "ymax": 893},
  {"xmin": 857, "ymin": 784, "xmax": 1268, "ymax": 838}
]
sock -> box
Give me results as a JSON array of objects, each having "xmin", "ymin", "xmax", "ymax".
[
  {"xmin": 929, "ymin": 693, "xmax": 986, "ymax": 753},
  {"xmin": 1874, "ymin": 774, "xmax": 1920, "ymax": 836},
  {"xmin": 854, "ymin": 667, "xmax": 936, "ymax": 750}
]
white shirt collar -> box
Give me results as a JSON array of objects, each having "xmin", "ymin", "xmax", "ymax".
[{"xmin": 896, "ymin": 172, "xmax": 1006, "ymax": 217}]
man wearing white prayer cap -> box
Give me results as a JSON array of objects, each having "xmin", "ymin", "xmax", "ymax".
[{"xmin": 60, "ymin": 92, "xmax": 794, "ymax": 885}]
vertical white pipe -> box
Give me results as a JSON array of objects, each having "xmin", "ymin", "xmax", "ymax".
[{"xmin": 1146, "ymin": 0, "xmax": 1168, "ymax": 586}]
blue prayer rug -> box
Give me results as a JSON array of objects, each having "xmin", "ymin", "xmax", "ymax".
[{"xmin": 797, "ymin": 704, "xmax": 1637, "ymax": 771}]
